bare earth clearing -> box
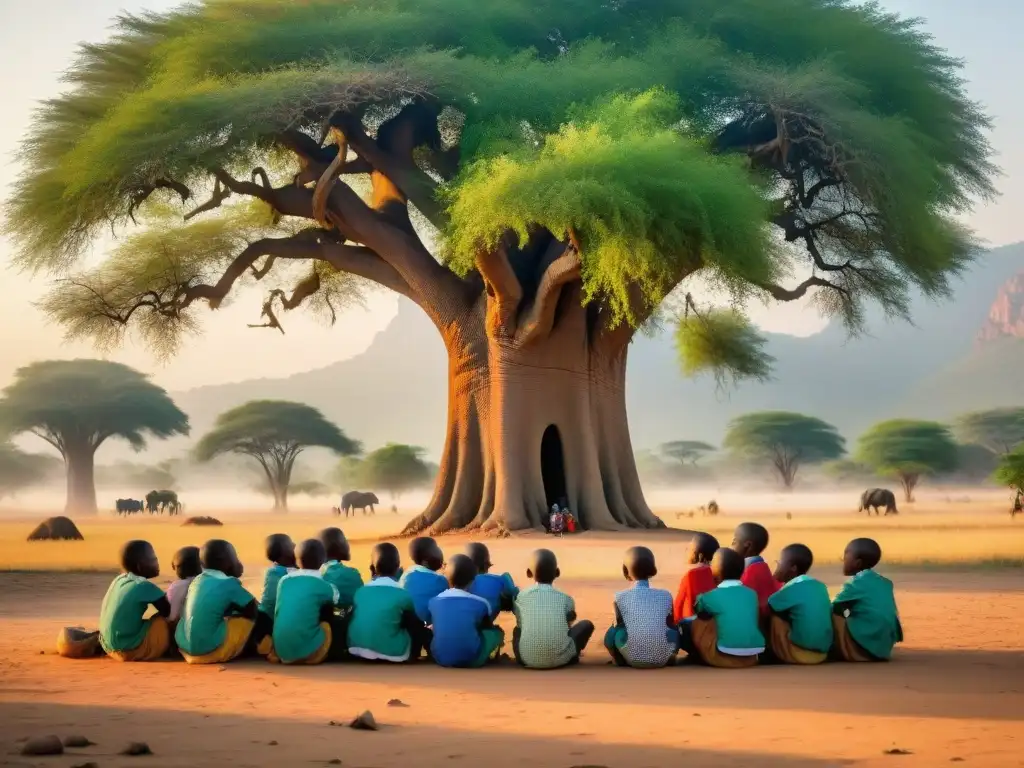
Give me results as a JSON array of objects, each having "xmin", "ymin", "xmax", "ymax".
[{"xmin": 1, "ymin": 502, "xmax": 1022, "ymax": 767}]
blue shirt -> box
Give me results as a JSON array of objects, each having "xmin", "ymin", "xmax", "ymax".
[
  {"xmin": 426, "ymin": 588, "xmax": 492, "ymax": 667},
  {"xmin": 400, "ymin": 565, "xmax": 448, "ymax": 623},
  {"xmin": 614, "ymin": 580, "xmax": 676, "ymax": 668},
  {"xmin": 468, "ymin": 572, "xmax": 518, "ymax": 616}
]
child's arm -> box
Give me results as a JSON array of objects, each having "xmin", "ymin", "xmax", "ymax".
[
  {"xmin": 400, "ymin": 608, "xmax": 424, "ymax": 634},
  {"xmin": 613, "ymin": 603, "xmax": 624, "ymax": 628},
  {"xmin": 152, "ymin": 595, "xmax": 171, "ymax": 618},
  {"xmin": 566, "ymin": 595, "xmax": 577, "ymax": 624},
  {"xmin": 673, "ymin": 575, "xmax": 689, "ymax": 623},
  {"xmin": 694, "ymin": 593, "xmax": 713, "ymax": 622}
]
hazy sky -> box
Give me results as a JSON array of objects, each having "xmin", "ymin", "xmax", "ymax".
[{"xmin": 1, "ymin": 0, "xmax": 1021, "ymax": 391}]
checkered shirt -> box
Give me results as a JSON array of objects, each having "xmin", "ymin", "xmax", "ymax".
[{"xmin": 513, "ymin": 583, "xmax": 576, "ymax": 669}]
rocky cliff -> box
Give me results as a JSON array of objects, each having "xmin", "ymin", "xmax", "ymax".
[{"xmin": 977, "ymin": 271, "xmax": 1024, "ymax": 344}]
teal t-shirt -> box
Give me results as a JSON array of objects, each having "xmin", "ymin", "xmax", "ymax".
[
  {"xmin": 833, "ymin": 569, "xmax": 903, "ymax": 660},
  {"xmin": 767, "ymin": 574, "xmax": 834, "ymax": 653},
  {"xmin": 258, "ymin": 564, "xmax": 292, "ymax": 616},
  {"xmin": 347, "ymin": 577, "xmax": 416, "ymax": 662},
  {"xmin": 175, "ymin": 569, "xmax": 256, "ymax": 657},
  {"xmin": 272, "ymin": 570, "xmax": 339, "ymax": 663},
  {"xmin": 695, "ymin": 580, "xmax": 765, "ymax": 653},
  {"xmin": 320, "ymin": 560, "xmax": 364, "ymax": 608},
  {"xmin": 99, "ymin": 573, "xmax": 165, "ymax": 653}
]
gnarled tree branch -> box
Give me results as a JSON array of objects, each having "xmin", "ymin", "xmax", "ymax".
[{"xmin": 516, "ymin": 241, "xmax": 581, "ymax": 345}]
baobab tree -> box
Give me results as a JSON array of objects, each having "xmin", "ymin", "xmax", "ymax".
[{"xmin": 4, "ymin": 0, "xmax": 994, "ymax": 532}]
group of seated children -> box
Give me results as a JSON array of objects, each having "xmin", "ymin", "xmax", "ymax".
[{"xmin": 94, "ymin": 521, "xmax": 901, "ymax": 670}]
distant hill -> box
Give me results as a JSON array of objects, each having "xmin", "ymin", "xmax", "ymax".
[{"xmin": 169, "ymin": 242, "xmax": 1024, "ymax": 458}]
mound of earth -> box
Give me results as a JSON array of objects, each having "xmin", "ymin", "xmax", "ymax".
[
  {"xmin": 27, "ymin": 517, "xmax": 84, "ymax": 541},
  {"xmin": 181, "ymin": 516, "xmax": 223, "ymax": 527}
]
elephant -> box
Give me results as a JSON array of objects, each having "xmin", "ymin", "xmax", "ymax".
[
  {"xmin": 145, "ymin": 489, "xmax": 181, "ymax": 515},
  {"xmin": 859, "ymin": 488, "xmax": 898, "ymax": 516},
  {"xmin": 340, "ymin": 491, "xmax": 380, "ymax": 517},
  {"xmin": 115, "ymin": 498, "xmax": 144, "ymax": 516}
]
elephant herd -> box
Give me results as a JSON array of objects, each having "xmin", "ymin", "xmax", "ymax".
[{"xmin": 115, "ymin": 490, "xmax": 182, "ymax": 516}]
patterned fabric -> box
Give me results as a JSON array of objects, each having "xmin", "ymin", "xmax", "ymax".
[
  {"xmin": 613, "ymin": 581, "xmax": 676, "ymax": 668},
  {"xmin": 832, "ymin": 569, "xmax": 903, "ymax": 660},
  {"xmin": 512, "ymin": 584, "xmax": 576, "ymax": 669},
  {"xmin": 98, "ymin": 573, "xmax": 166, "ymax": 654}
]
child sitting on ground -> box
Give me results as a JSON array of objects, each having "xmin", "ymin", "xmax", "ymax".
[
  {"xmin": 513, "ymin": 548, "xmax": 594, "ymax": 669},
  {"xmin": 831, "ymin": 537, "xmax": 903, "ymax": 662},
  {"xmin": 348, "ymin": 542, "xmax": 432, "ymax": 663},
  {"xmin": 678, "ymin": 548, "xmax": 764, "ymax": 668},
  {"xmin": 400, "ymin": 536, "xmax": 448, "ymax": 624},
  {"xmin": 465, "ymin": 542, "xmax": 518, "ymax": 616},
  {"xmin": 167, "ymin": 545, "xmax": 201, "ymax": 624},
  {"xmin": 426, "ymin": 554, "xmax": 505, "ymax": 668},
  {"xmin": 765, "ymin": 543, "xmax": 833, "ymax": 664},
  {"xmin": 175, "ymin": 539, "xmax": 258, "ymax": 665},
  {"xmin": 270, "ymin": 539, "xmax": 344, "ymax": 665},
  {"xmin": 604, "ymin": 546, "xmax": 677, "ymax": 669},
  {"xmin": 732, "ymin": 522, "xmax": 779, "ymax": 615},
  {"xmin": 99, "ymin": 539, "xmax": 172, "ymax": 662},
  {"xmin": 673, "ymin": 532, "xmax": 719, "ymax": 623},
  {"xmin": 253, "ymin": 533, "xmax": 296, "ymax": 655},
  {"xmin": 319, "ymin": 527, "xmax": 363, "ymax": 611}
]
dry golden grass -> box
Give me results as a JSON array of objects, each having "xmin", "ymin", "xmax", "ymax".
[{"xmin": 1, "ymin": 500, "xmax": 1021, "ymax": 576}]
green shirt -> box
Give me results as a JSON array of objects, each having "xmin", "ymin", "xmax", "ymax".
[
  {"xmin": 513, "ymin": 583, "xmax": 577, "ymax": 669},
  {"xmin": 767, "ymin": 574, "xmax": 834, "ymax": 653},
  {"xmin": 258, "ymin": 564, "xmax": 292, "ymax": 616},
  {"xmin": 175, "ymin": 569, "xmax": 256, "ymax": 657},
  {"xmin": 98, "ymin": 573, "xmax": 166, "ymax": 654},
  {"xmin": 320, "ymin": 560, "xmax": 364, "ymax": 608},
  {"xmin": 833, "ymin": 569, "xmax": 903, "ymax": 660},
  {"xmin": 347, "ymin": 577, "xmax": 416, "ymax": 662},
  {"xmin": 695, "ymin": 580, "xmax": 765, "ymax": 654},
  {"xmin": 272, "ymin": 570, "xmax": 339, "ymax": 663}
]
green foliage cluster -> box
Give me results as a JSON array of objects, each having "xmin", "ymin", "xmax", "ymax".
[
  {"xmin": 855, "ymin": 419, "xmax": 958, "ymax": 500},
  {"xmin": 660, "ymin": 440, "xmax": 716, "ymax": 467},
  {"xmin": 954, "ymin": 408, "xmax": 1024, "ymax": 456},
  {"xmin": 723, "ymin": 410, "xmax": 845, "ymax": 488},
  {"xmin": 2, "ymin": 0, "xmax": 996, "ymax": 385},
  {"xmin": 0, "ymin": 444, "xmax": 57, "ymax": 498},
  {"xmin": 338, "ymin": 443, "xmax": 431, "ymax": 498},
  {"xmin": 675, "ymin": 308, "xmax": 773, "ymax": 388},
  {"xmin": 993, "ymin": 446, "xmax": 1024, "ymax": 495}
]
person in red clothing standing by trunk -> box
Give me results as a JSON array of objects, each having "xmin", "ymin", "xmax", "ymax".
[
  {"xmin": 732, "ymin": 522, "xmax": 779, "ymax": 617},
  {"xmin": 673, "ymin": 532, "xmax": 720, "ymax": 623}
]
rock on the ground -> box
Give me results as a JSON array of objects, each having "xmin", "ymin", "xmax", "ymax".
[
  {"xmin": 181, "ymin": 516, "xmax": 222, "ymax": 527},
  {"xmin": 386, "ymin": 699, "xmax": 408, "ymax": 707},
  {"xmin": 21, "ymin": 735, "xmax": 64, "ymax": 755},
  {"xmin": 120, "ymin": 742, "xmax": 153, "ymax": 756},
  {"xmin": 27, "ymin": 517, "xmax": 84, "ymax": 541},
  {"xmin": 349, "ymin": 711, "xmax": 378, "ymax": 731},
  {"xmin": 63, "ymin": 735, "xmax": 95, "ymax": 747},
  {"xmin": 71, "ymin": 763, "xmax": 99, "ymax": 768}
]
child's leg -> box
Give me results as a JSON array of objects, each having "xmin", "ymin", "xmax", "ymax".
[
  {"xmin": 181, "ymin": 618, "xmax": 255, "ymax": 665},
  {"xmin": 676, "ymin": 620, "xmax": 697, "ymax": 657},
  {"xmin": 603, "ymin": 626, "xmax": 629, "ymax": 667},
  {"xmin": 768, "ymin": 615, "xmax": 826, "ymax": 665},
  {"xmin": 470, "ymin": 627, "xmax": 506, "ymax": 668},
  {"xmin": 569, "ymin": 620, "xmax": 595, "ymax": 661},
  {"xmin": 325, "ymin": 613, "xmax": 350, "ymax": 662},
  {"xmin": 109, "ymin": 616, "xmax": 171, "ymax": 662},
  {"xmin": 830, "ymin": 615, "xmax": 873, "ymax": 662},
  {"xmin": 249, "ymin": 610, "xmax": 274, "ymax": 656},
  {"xmin": 690, "ymin": 618, "xmax": 758, "ymax": 669},
  {"xmin": 511, "ymin": 626, "xmax": 526, "ymax": 666},
  {"xmin": 407, "ymin": 624, "xmax": 433, "ymax": 661}
]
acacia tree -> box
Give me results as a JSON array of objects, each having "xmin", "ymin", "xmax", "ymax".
[
  {"xmin": 4, "ymin": 1, "xmax": 993, "ymax": 532},
  {"xmin": 993, "ymin": 446, "xmax": 1024, "ymax": 504},
  {"xmin": 661, "ymin": 441, "xmax": 716, "ymax": 467},
  {"xmin": 0, "ymin": 444, "xmax": 57, "ymax": 499},
  {"xmin": 856, "ymin": 419, "xmax": 958, "ymax": 502},
  {"xmin": 724, "ymin": 411, "xmax": 845, "ymax": 489},
  {"xmin": 0, "ymin": 360, "xmax": 189, "ymax": 515},
  {"xmin": 954, "ymin": 408, "xmax": 1024, "ymax": 456},
  {"xmin": 357, "ymin": 444, "xmax": 432, "ymax": 500},
  {"xmin": 195, "ymin": 400, "xmax": 359, "ymax": 512}
]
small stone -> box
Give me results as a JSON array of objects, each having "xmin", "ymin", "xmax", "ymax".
[
  {"xmin": 72, "ymin": 763, "xmax": 99, "ymax": 768},
  {"xmin": 884, "ymin": 748, "xmax": 913, "ymax": 756},
  {"xmin": 349, "ymin": 711, "xmax": 378, "ymax": 731},
  {"xmin": 692, "ymin": 713, "xmax": 701, "ymax": 717},
  {"xmin": 21, "ymin": 735, "xmax": 64, "ymax": 756},
  {"xmin": 39, "ymin": 650, "xmax": 46, "ymax": 655},
  {"xmin": 327, "ymin": 760, "xmax": 342, "ymax": 765},
  {"xmin": 120, "ymin": 742, "xmax": 153, "ymax": 756},
  {"xmin": 950, "ymin": 759, "xmax": 965, "ymax": 763},
  {"xmin": 268, "ymin": 740, "xmax": 279, "ymax": 746},
  {"xmin": 387, "ymin": 699, "xmax": 409, "ymax": 707},
  {"xmin": 64, "ymin": 735, "xmax": 96, "ymax": 747}
]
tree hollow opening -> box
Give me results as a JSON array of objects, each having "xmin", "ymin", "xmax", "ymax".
[{"xmin": 540, "ymin": 424, "xmax": 567, "ymax": 510}]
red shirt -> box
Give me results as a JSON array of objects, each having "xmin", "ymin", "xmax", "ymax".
[
  {"xmin": 673, "ymin": 564, "xmax": 717, "ymax": 622},
  {"xmin": 741, "ymin": 557, "xmax": 780, "ymax": 616}
]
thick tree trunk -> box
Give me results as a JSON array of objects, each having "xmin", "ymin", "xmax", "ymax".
[
  {"xmin": 274, "ymin": 484, "xmax": 289, "ymax": 513},
  {"xmin": 64, "ymin": 445, "xmax": 98, "ymax": 516},
  {"xmin": 405, "ymin": 285, "xmax": 664, "ymax": 534}
]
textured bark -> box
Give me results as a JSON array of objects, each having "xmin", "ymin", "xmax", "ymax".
[{"xmin": 64, "ymin": 445, "xmax": 98, "ymax": 516}]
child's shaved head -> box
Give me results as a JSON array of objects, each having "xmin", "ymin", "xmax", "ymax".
[
  {"xmin": 319, "ymin": 527, "xmax": 350, "ymax": 562},
  {"xmin": 371, "ymin": 542, "xmax": 401, "ymax": 579},
  {"xmin": 527, "ymin": 548, "xmax": 559, "ymax": 584},
  {"xmin": 732, "ymin": 522, "xmax": 769, "ymax": 558},
  {"xmin": 688, "ymin": 532, "xmax": 720, "ymax": 565},
  {"xmin": 298, "ymin": 538, "xmax": 327, "ymax": 571},
  {"xmin": 843, "ymin": 538, "xmax": 882, "ymax": 576},
  {"xmin": 265, "ymin": 533, "xmax": 296, "ymax": 567},
  {"xmin": 172, "ymin": 545, "xmax": 201, "ymax": 580},
  {"xmin": 774, "ymin": 543, "xmax": 814, "ymax": 583},
  {"xmin": 410, "ymin": 536, "xmax": 443, "ymax": 571},
  {"xmin": 623, "ymin": 546, "xmax": 657, "ymax": 581},
  {"xmin": 465, "ymin": 542, "xmax": 492, "ymax": 574},
  {"xmin": 711, "ymin": 547, "xmax": 744, "ymax": 583},
  {"xmin": 201, "ymin": 539, "xmax": 240, "ymax": 576},
  {"xmin": 446, "ymin": 554, "xmax": 478, "ymax": 590},
  {"xmin": 121, "ymin": 539, "xmax": 159, "ymax": 579}
]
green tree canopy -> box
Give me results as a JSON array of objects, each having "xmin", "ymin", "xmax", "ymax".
[
  {"xmin": 354, "ymin": 443, "xmax": 432, "ymax": 499},
  {"xmin": 2, "ymin": 0, "xmax": 994, "ymax": 383},
  {"xmin": 856, "ymin": 419, "xmax": 958, "ymax": 502},
  {"xmin": 0, "ymin": 444, "xmax": 58, "ymax": 499},
  {"xmin": 0, "ymin": 360, "xmax": 189, "ymax": 514},
  {"xmin": 661, "ymin": 440, "xmax": 716, "ymax": 466},
  {"xmin": 195, "ymin": 400, "xmax": 359, "ymax": 511},
  {"xmin": 723, "ymin": 411, "xmax": 845, "ymax": 489},
  {"xmin": 993, "ymin": 445, "xmax": 1024, "ymax": 498},
  {"xmin": 954, "ymin": 408, "xmax": 1024, "ymax": 456}
]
